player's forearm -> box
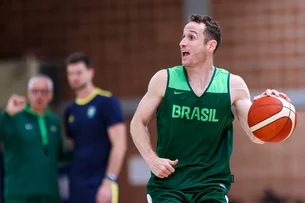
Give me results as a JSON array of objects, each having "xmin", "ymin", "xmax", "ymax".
[
  {"xmin": 234, "ymin": 99, "xmax": 265, "ymax": 145},
  {"xmin": 240, "ymin": 118, "xmax": 265, "ymax": 144},
  {"xmin": 130, "ymin": 120, "xmax": 158, "ymax": 162},
  {"xmin": 105, "ymin": 143, "xmax": 127, "ymax": 177}
]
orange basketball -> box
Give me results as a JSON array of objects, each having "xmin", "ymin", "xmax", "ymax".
[{"xmin": 247, "ymin": 95, "xmax": 297, "ymax": 143}]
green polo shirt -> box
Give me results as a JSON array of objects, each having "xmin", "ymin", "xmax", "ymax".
[{"xmin": 0, "ymin": 105, "xmax": 62, "ymax": 198}]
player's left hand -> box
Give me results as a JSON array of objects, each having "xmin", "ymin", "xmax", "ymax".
[
  {"xmin": 96, "ymin": 179, "xmax": 113, "ymax": 203},
  {"xmin": 253, "ymin": 89, "xmax": 291, "ymax": 102}
]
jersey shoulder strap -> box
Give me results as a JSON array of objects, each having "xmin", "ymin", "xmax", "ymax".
[
  {"xmin": 206, "ymin": 67, "xmax": 230, "ymax": 94},
  {"xmin": 167, "ymin": 66, "xmax": 190, "ymax": 91}
]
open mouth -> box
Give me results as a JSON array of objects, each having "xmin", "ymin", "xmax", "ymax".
[{"xmin": 182, "ymin": 52, "xmax": 190, "ymax": 57}]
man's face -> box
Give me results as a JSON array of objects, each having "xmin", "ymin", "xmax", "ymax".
[
  {"xmin": 28, "ymin": 78, "xmax": 53, "ymax": 110},
  {"xmin": 67, "ymin": 62, "xmax": 93, "ymax": 91},
  {"xmin": 179, "ymin": 22, "xmax": 214, "ymax": 67}
]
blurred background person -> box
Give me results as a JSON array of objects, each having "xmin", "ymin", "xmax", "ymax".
[
  {"xmin": 0, "ymin": 144, "xmax": 3, "ymax": 203},
  {"xmin": 63, "ymin": 52, "xmax": 127, "ymax": 203},
  {"xmin": 0, "ymin": 75, "xmax": 63, "ymax": 203}
]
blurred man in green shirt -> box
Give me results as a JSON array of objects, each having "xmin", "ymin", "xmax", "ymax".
[{"xmin": 0, "ymin": 75, "xmax": 62, "ymax": 203}]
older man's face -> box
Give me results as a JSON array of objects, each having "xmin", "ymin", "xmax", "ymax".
[{"xmin": 27, "ymin": 78, "xmax": 53, "ymax": 110}]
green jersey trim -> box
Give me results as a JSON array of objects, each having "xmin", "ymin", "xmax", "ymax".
[
  {"xmin": 168, "ymin": 66, "xmax": 191, "ymax": 91},
  {"xmin": 184, "ymin": 66, "xmax": 216, "ymax": 97},
  {"xmin": 227, "ymin": 71, "xmax": 232, "ymax": 105},
  {"xmin": 206, "ymin": 68, "xmax": 229, "ymax": 94},
  {"xmin": 167, "ymin": 66, "xmax": 229, "ymax": 94}
]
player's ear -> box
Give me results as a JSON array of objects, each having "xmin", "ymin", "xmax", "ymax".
[{"xmin": 207, "ymin": 40, "xmax": 217, "ymax": 53}]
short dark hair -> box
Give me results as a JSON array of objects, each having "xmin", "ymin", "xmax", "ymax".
[
  {"xmin": 189, "ymin": 14, "xmax": 222, "ymax": 53},
  {"xmin": 65, "ymin": 52, "xmax": 91, "ymax": 68}
]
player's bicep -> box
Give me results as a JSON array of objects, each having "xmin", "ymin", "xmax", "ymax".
[
  {"xmin": 231, "ymin": 74, "xmax": 252, "ymax": 126},
  {"xmin": 231, "ymin": 75, "xmax": 264, "ymax": 144},
  {"xmin": 234, "ymin": 98, "xmax": 251, "ymax": 125},
  {"xmin": 132, "ymin": 70, "xmax": 167, "ymax": 126},
  {"xmin": 133, "ymin": 92, "xmax": 162, "ymax": 126}
]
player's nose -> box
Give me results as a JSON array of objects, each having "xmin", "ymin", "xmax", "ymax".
[{"xmin": 179, "ymin": 38, "xmax": 187, "ymax": 48}]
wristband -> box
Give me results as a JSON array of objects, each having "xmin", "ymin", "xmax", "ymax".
[{"xmin": 105, "ymin": 174, "xmax": 118, "ymax": 183}]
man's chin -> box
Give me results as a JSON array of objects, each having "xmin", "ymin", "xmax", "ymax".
[
  {"xmin": 72, "ymin": 84, "xmax": 86, "ymax": 91},
  {"xmin": 32, "ymin": 104, "xmax": 48, "ymax": 109},
  {"xmin": 182, "ymin": 61, "xmax": 190, "ymax": 67}
]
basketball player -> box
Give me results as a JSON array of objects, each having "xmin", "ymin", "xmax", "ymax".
[
  {"xmin": 64, "ymin": 52, "xmax": 127, "ymax": 203},
  {"xmin": 130, "ymin": 14, "xmax": 290, "ymax": 203}
]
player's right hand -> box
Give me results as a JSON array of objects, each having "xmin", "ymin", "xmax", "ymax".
[
  {"xmin": 148, "ymin": 158, "xmax": 178, "ymax": 179},
  {"xmin": 6, "ymin": 95, "xmax": 26, "ymax": 116}
]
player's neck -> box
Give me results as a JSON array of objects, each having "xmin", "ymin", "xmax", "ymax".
[
  {"xmin": 76, "ymin": 84, "xmax": 96, "ymax": 99},
  {"xmin": 185, "ymin": 59, "xmax": 214, "ymax": 77}
]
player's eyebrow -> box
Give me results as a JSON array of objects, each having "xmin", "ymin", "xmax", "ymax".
[
  {"xmin": 182, "ymin": 30, "xmax": 198, "ymax": 37},
  {"xmin": 190, "ymin": 30, "xmax": 198, "ymax": 35}
]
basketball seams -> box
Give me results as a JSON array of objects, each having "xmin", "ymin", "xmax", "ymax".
[
  {"xmin": 253, "ymin": 116, "xmax": 289, "ymax": 132},
  {"xmin": 279, "ymin": 97, "xmax": 296, "ymax": 141},
  {"xmin": 248, "ymin": 95, "xmax": 285, "ymax": 125},
  {"xmin": 266, "ymin": 108, "xmax": 291, "ymax": 142},
  {"xmin": 249, "ymin": 106, "xmax": 290, "ymax": 131},
  {"xmin": 248, "ymin": 104, "xmax": 282, "ymax": 114},
  {"xmin": 286, "ymin": 109, "xmax": 296, "ymax": 140},
  {"xmin": 249, "ymin": 95, "xmax": 283, "ymax": 113},
  {"xmin": 253, "ymin": 111, "xmax": 296, "ymax": 142},
  {"xmin": 287, "ymin": 102, "xmax": 296, "ymax": 114},
  {"xmin": 248, "ymin": 95, "xmax": 297, "ymax": 143},
  {"xmin": 248, "ymin": 104, "xmax": 283, "ymax": 126}
]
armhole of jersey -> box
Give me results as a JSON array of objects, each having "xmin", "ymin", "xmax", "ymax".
[
  {"xmin": 227, "ymin": 72, "xmax": 235, "ymax": 119},
  {"xmin": 156, "ymin": 68, "xmax": 170, "ymax": 115},
  {"xmin": 164, "ymin": 68, "xmax": 170, "ymax": 99},
  {"xmin": 227, "ymin": 72, "xmax": 231, "ymax": 102}
]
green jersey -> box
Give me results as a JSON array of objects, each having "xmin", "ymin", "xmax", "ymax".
[
  {"xmin": 0, "ymin": 104, "xmax": 62, "ymax": 198},
  {"xmin": 148, "ymin": 66, "xmax": 234, "ymax": 191}
]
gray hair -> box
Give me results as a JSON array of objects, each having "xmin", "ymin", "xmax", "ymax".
[{"xmin": 28, "ymin": 74, "xmax": 54, "ymax": 90}]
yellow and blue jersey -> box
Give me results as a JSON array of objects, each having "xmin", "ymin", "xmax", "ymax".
[{"xmin": 63, "ymin": 88, "xmax": 124, "ymax": 203}]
